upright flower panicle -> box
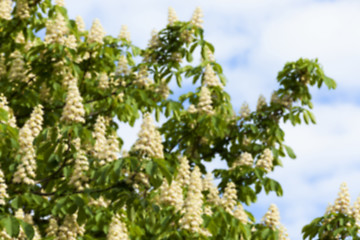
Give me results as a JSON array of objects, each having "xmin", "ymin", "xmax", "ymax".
[
  {"xmin": 191, "ymin": 7, "xmax": 203, "ymax": 28},
  {"xmin": 239, "ymin": 102, "xmax": 250, "ymax": 118},
  {"xmin": 58, "ymin": 213, "xmax": 85, "ymax": 240},
  {"xmin": 0, "ymin": 94, "xmax": 17, "ymax": 128},
  {"xmin": 98, "ymin": 72, "xmax": 109, "ymax": 89},
  {"xmin": 256, "ymin": 148, "xmax": 273, "ymax": 173},
  {"xmin": 168, "ymin": 7, "xmax": 178, "ymax": 26},
  {"xmin": 16, "ymin": 0, "xmax": 30, "ymax": 19},
  {"xmin": 76, "ymin": 16, "xmax": 85, "ymax": 32},
  {"xmin": 55, "ymin": 0, "xmax": 65, "ymax": 7},
  {"xmin": 148, "ymin": 29, "xmax": 160, "ymax": 48},
  {"xmin": 333, "ymin": 182, "xmax": 351, "ymax": 215},
  {"xmin": 93, "ymin": 115, "xmax": 107, "ymax": 163},
  {"xmin": 69, "ymin": 149, "xmax": 89, "ymax": 191},
  {"xmin": 88, "ymin": 19, "xmax": 105, "ymax": 44},
  {"xmin": 256, "ymin": 94, "xmax": 267, "ymax": 111},
  {"xmin": 203, "ymin": 172, "xmax": 220, "ymax": 205},
  {"xmin": 8, "ymin": 50, "xmax": 28, "ymax": 83},
  {"xmin": 234, "ymin": 204, "xmax": 248, "ymax": 224},
  {"xmin": 203, "ymin": 64, "xmax": 222, "ymax": 88},
  {"xmin": 0, "ymin": 0, "xmax": 12, "ymax": 20},
  {"xmin": 132, "ymin": 113, "xmax": 164, "ymax": 159},
  {"xmin": 221, "ymin": 182, "xmax": 237, "ymax": 213},
  {"xmin": 197, "ymin": 86, "xmax": 214, "ymax": 115},
  {"xmin": 107, "ymin": 214, "xmax": 129, "ymax": 240},
  {"xmin": 262, "ymin": 204, "xmax": 281, "ymax": 229},
  {"xmin": 0, "ymin": 168, "xmax": 8, "ymax": 205},
  {"xmin": 116, "ymin": 55, "xmax": 130, "ymax": 75},
  {"xmin": 232, "ymin": 152, "xmax": 253, "ymax": 169},
  {"xmin": 45, "ymin": 218, "xmax": 59, "ymax": 238},
  {"xmin": 61, "ymin": 78, "xmax": 85, "ymax": 123},
  {"xmin": 105, "ymin": 133, "xmax": 120, "ymax": 163},
  {"xmin": 160, "ymin": 179, "xmax": 184, "ymax": 211},
  {"xmin": 176, "ymin": 156, "xmax": 191, "ymax": 186},
  {"xmin": 118, "ymin": 25, "xmax": 130, "ymax": 42},
  {"xmin": 44, "ymin": 14, "xmax": 68, "ymax": 45},
  {"xmin": 205, "ymin": 47, "xmax": 215, "ymax": 62},
  {"xmin": 134, "ymin": 67, "xmax": 153, "ymax": 87}
]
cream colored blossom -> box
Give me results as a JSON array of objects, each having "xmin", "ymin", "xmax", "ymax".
[
  {"xmin": 15, "ymin": 32, "xmax": 25, "ymax": 44},
  {"xmin": 205, "ymin": 47, "xmax": 215, "ymax": 62},
  {"xmin": 118, "ymin": 25, "xmax": 130, "ymax": 42},
  {"xmin": 65, "ymin": 35, "xmax": 77, "ymax": 50},
  {"xmin": 16, "ymin": 0, "xmax": 30, "ymax": 19},
  {"xmin": 262, "ymin": 204, "xmax": 281, "ymax": 230},
  {"xmin": 8, "ymin": 50, "xmax": 28, "ymax": 83},
  {"xmin": 221, "ymin": 182, "xmax": 237, "ymax": 214},
  {"xmin": 168, "ymin": 7, "xmax": 178, "ymax": 26},
  {"xmin": 148, "ymin": 29, "xmax": 160, "ymax": 48},
  {"xmin": 88, "ymin": 18, "xmax": 105, "ymax": 44},
  {"xmin": 0, "ymin": 54, "xmax": 5, "ymax": 76},
  {"xmin": 155, "ymin": 80, "xmax": 170, "ymax": 99},
  {"xmin": 58, "ymin": 213, "xmax": 85, "ymax": 240},
  {"xmin": 46, "ymin": 218, "xmax": 59, "ymax": 237},
  {"xmin": 106, "ymin": 133, "xmax": 120, "ymax": 163},
  {"xmin": 352, "ymin": 196, "xmax": 360, "ymax": 227},
  {"xmin": 0, "ymin": 168, "xmax": 8, "ymax": 205},
  {"xmin": 0, "ymin": 94, "xmax": 17, "ymax": 128},
  {"xmin": 232, "ymin": 152, "xmax": 253, "ymax": 169},
  {"xmin": 13, "ymin": 105, "xmax": 43, "ymax": 185},
  {"xmin": 98, "ymin": 72, "xmax": 109, "ymax": 89},
  {"xmin": 55, "ymin": 0, "xmax": 65, "ymax": 7},
  {"xmin": 132, "ymin": 113, "xmax": 164, "ymax": 159},
  {"xmin": 134, "ymin": 67, "xmax": 153, "ymax": 87},
  {"xmin": 191, "ymin": 7, "xmax": 203, "ymax": 28},
  {"xmin": 0, "ymin": 0, "xmax": 12, "ymax": 20},
  {"xmin": 44, "ymin": 14, "xmax": 68, "ymax": 45},
  {"xmin": 160, "ymin": 179, "xmax": 184, "ymax": 211},
  {"xmin": 187, "ymin": 104, "xmax": 197, "ymax": 114},
  {"xmin": 69, "ymin": 149, "xmax": 89, "ymax": 191},
  {"xmin": 93, "ymin": 115, "xmax": 107, "ymax": 163},
  {"xmin": 180, "ymin": 166, "xmax": 206, "ymax": 234},
  {"xmin": 239, "ymin": 102, "xmax": 250, "ymax": 118},
  {"xmin": 116, "ymin": 56, "xmax": 130, "ymax": 75},
  {"xmin": 107, "ymin": 214, "xmax": 129, "ymax": 240},
  {"xmin": 256, "ymin": 94, "xmax": 267, "ymax": 111},
  {"xmin": 202, "ymin": 172, "xmax": 220, "ymax": 205},
  {"xmin": 203, "ymin": 64, "xmax": 222, "ymax": 88},
  {"xmin": 256, "ymin": 148, "xmax": 273, "ymax": 173},
  {"xmin": 333, "ymin": 182, "xmax": 351, "ymax": 215},
  {"xmin": 234, "ymin": 204, "xmax": 248, "ymax": 224},
  {"xmin": 176, "ymin": 156, "xmax": 191, "ymax": 186},
  {"xmin": 15, "ymin": 209, "xmax": 41, "ymax": 239},
  {"xmin": 197, "ymin": 86, "xmax": 214, "ymax": 115},
  {"xmin": 61, "ymin": 78, "xmax": 85, "ymax": 123},
  {"xmin": 89, "ymin": 196, "xmax": 110, "ymax": 208},
  {"xmin": 76, "ymin": 16, "xmax": 85, "ymax": 32}
]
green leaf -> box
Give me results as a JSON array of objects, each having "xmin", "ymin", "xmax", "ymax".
[
  {"xmin": 2, "ymin": 216, "xmax": 20, "ymax": 237},
  {"xmin": 284, "ymin": 145, "xmax": 296, "ymax": 159},
  {"xmin": 19, "ymin": 220, "xmax": 34, "ymax": 240}
]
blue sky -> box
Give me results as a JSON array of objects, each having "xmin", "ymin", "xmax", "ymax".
[{"xmin": 62, "ymin": 0, "xmax": 360, "ymax": 238}]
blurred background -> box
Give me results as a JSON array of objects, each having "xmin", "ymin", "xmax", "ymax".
[{"xmin": 61, "ymin": 0, "xmax": 360, "ymax": 238}]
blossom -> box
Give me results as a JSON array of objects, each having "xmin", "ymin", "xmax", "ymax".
[
  {"xmin": 98, "ymin": 72, "xmax": 109, "ymax": 89},
  {"xmin": 15, "ymin": 32, "xmax": 25, "ymax": 44},
  {"xmin": 197, "ymin": 86, "xmax": 214, "ymax": 115},
  {"xmin": 106, "ymin": 132, "xmax": 120, "ymax": 163},
  {"xmin": 44, "ymin": 14, "xmax": 68, "ymax": 45},
  {"xmin": 256, "ymin": 148, "xmax": 273, "ymax": 173},
  {"xmin": 168, "ymin": 7, "xmax": 178, "ymax": 26},
  {"xmin": 205, "ymin": 47, "xmax": 215, "ymax": 62},
  {"xmin": 76, "ymin": 16, "xmax": 85, "ymax": 32},
  {"xmin": 58, "ymin": 213, "xmax": 85, "ymax": 240},
  {"xmin": 65, "ymin": 35, "xmax": 77, "ymax": 50},
  {"xmin": 46, "ymin": 218, "xmax": 59, "ymax": 237},
  {"xmin": 93, "ymin": 115, "xmax": 107, "ymax": 163},
  {"xmin": 132, "ymin": 113, "xmax": 164, "ymax": 159},
  {"xmin": 160, "ymin": 179, "xmax": 184, "ymax": 211},
  {"xmin": 148, "ymin": 29, "xmax": 160, "ymax": 48},
  {"xmin": 176, "ymin": 156, "xmax": 191, "ymax": 186},
  {"xmin": 89, "ymin": 196, "xmax": 110, "ymax": 208},
  {"xmin": 0, "ymin": 0, "xmax": 12, "ymax": 20},
  {"xmin": 69, "ymin": 149, "xmax": 89, "ymax": 191},
  {"xmin": 232, "ymin": 152, "xmax": 253, "ymax": 169},
  {"xmin": 239, "ymin": 102, "xmax": 250, "ymax": 118},
  {"xmin": 202, "ymin": 172, "xmax": 220, "ymax": 205},
  {"xmin": 16, "ymin": 0, "xmax": 30, "ymax": 19},
  {"xmin": 256, "ymin": 94, "xmax": 267, "ymax": 111},
  {"xmin": 234, "ymin": 204, "xmax": 248, "ymax": 224},
  {"xmin": 8, "ymin": 50, "xmax": 28, "ymax": 83},
  {"xmin": 0, "ymin": 168, "xmax": 8, "ymax": 205},
  {"xmin": 118, "ymin": 25, "xmax": 130, "ymax": 42},
  {"xmin": 134, "ymin": 67, "xmax": 153, "ymax": 87},
  {"xmin": 107, "ymin": 214, "xmax": 129, "ymax": 240},
  {"xmin": 221, "ymin": 181, "xmax": 237, "ymax": 213},
  {"xmin": 203, "ymin": 64, "xmax": 222, "ymax": 88},
  {"xmin": 116, "ymin": 56, "xmax": 130, "ymax": 75},
  {"xmin": 0, "ymin": 94, "xmax": 17, "ymax": 128},
  {"xmin": 61, "ymin": 78, "xmax": 85, "ymax": 123},
  {"xmin": 15, "ymin": 209, "xmax": 42, "ymax": 239},
  {"xmin": 333, "ymin": 182, "xmax": 351, "ymax": 215},
  {"xmin": 88, "ymin": 18, "xmax": 105, "ymax": 44},
  {"xmin": 262, "ymin": 204, "xmax": 281, "ymax": 230},
  {"xmin": 55, "ymin": 0, "xmax": 65, "ymax": 7},
  {"xmin": 191, "ymin": 7, "xmax": 203, "ymax": 28}
]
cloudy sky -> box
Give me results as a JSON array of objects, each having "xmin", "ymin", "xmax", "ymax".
[{"xmin": 62, "ymin": 0, "xmax": 360, "ymax": 238}]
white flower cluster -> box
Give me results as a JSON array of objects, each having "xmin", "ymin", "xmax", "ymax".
[
  {"xmin": 0, "ymin": 168, "xmax": 8, "ymax": 205},
  {"xmin": 88, "ymin": 19, "xmax": 105, "ymax": 44},
  {"xmin": 44, "ymin": 14, "xmax": 73, "ymax": 46},
  {"xmin": 132, "ymin": 113, "xmax": 164, "ymax": 159},
  {"xmin": 256, "ymin": 148, "xmax": 273, "ymax": 173},
  {"xmin": 256, "ymin": 95, "xmax": 267, "ymax": 111},
  {"xmin": 191, "ymin": 7, "xmax": 203, "ymax": 28},
  {"xmin": 55, "ymin": 0, "xmax": 65, "ymax": 7},
  {"xmin": 197, "ymin": 86, "xmax": 214, "ymax": 115},
  {"xmin": 221, "ymin": 182, "xmax": 237, "ymax": 214},
  {"xmin": 15, "ymin": 32, "xmax": 25, "ymax": 44},
  {"xmin": 8, "ymin": 50, "xmax": 28, "ymax": 83},
  {"xmin": 148, "ymin": 29, "xmax": 160, "ymax": 48},
  {"xmin": 16, "ymin": 0, "xmax": 30, "ymax": 19},
  {"xmin": 0, "ymin": 0, "xmax": 12, "ymax": 20},
  {"xmin": 0, "ymin": 94, "xmax": 17, "ymax": 128},
  {"xmin": 46, "ymin": 218, "xmax": 59, "ymax": 237},
  {"xmin": 205, "ymin": 47, "xmax": 215, "ymax": 62},
  {"xmin": 69, "ymin": 148, "xmax": 89, "ymax": 191},
  {"xmin": 262, "ymin": 204, "xmax": 281, "ymax": 229},
  {"xmin": 239, "ymin": 102, "xmax": 250, "ymax": 119},
  {"xmin": 107, "ymin": 214, "xmax": 129, "ymax": 240},
  {"xmin": 160, "ymin": 179, "xmax": 184, "ymax": 211},
  {"xmin": 202, "ymin": 172, "xmax": 220, "ymax": 205},
  {"xmin": 61, "ymin": 77, "xmax": 85, "ymax": 123},
  {"xmin": 353, "ymin": 196, "xmax": 360, "ymax": 228},
  {"xmin": 116, "ymin": 56, "xmax": 130, "ymax": 75},
  {"xmin": 327, "ymin": 182, "xmax": 352, "ymax": 215},
  {"xmin": 232, "ymin": 152, "xmax": 253, "ymax": 169},
  {"xmin": 92, "ymin": 116, "xmax": 120, "ymax": 165},
  {"xmin": 15, "ymin": 209, "xmax": 42, "ymax": 239},
  {"xmin": 89, "ymin": 196, "xmax": 110, "ymax": 208},
  {"xmin": 180, "ymin": 166, "xmax": 209, "ymax": 236},
  {"xmin": 13, "ymin": 105, "xmax": 43, "ymax": 185},
  {"xmin": 203, "ymin": 64, "xmax": 222, "ymax": 88},
  {"xmin": 176, "ymin": 156, "xmax": 191, "ymax": 186},
  {"xmin": 134, "ymin": 67, "xmax": 153, "ymax": 88},
  {"xmin": 155, "ymin": 80, "xmax": 170, "ymax": 99},
  {"xmin": 76, "ymin": 16, "xmax": 85, "ymax": 32},
  {"xmin": 118, "ymin": 25, "xmax": 131, "ymax": 42},
  {"xmin": 168, "ymin": 7, "xmax": 178, "ymax": 26},
  {"xmin": 57, "ymin": 213, "xmax": 85, "ymax": 240},
  {"xmin": 0, "ymin": 54, "xmax": 5, "ymax": 76},
  {"xmin": 233, "ymin": 204, "xmax": 248, "ymax": 224}
]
